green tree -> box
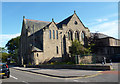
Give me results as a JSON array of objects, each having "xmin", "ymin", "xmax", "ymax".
[
  {"xmin": 0, "ymin": 47, "xmax": 9, "ymax": 63},
  {"xmin": 69, "ymin": 40, "xmax": 92, "ymax": 57},
  {"xmin": 5, "ymin": 36, "xmax": 20, "ymax": 62},
  {"xmin": 88, "ymin": 32, "xmax": 99, "ymax": 53},
  {"xmin": 1, "ymin": 53, "xmax": 10, "ymax": 63}
]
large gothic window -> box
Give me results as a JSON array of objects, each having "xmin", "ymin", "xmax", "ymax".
[
  {"xmin": 68, "ymin": 30, "xmax": 73, "ymax": 41},
  {"xmin": 53, "ymin": 30, "xmax": 55, "ymax": 39},
  {"xmin": 49, "ymin": 30, "xmax": 51, "ymax": 39},
  {"xmin": 56, "ymin": 30, "xmax": 58, "ymax": 39},
  {"xmin": 75, "ymin": 31, "xmax": 79, "ymax": 41},
  {"xmin": 81, "ymin": 31, "xmax": 85, "ymax": 42}
]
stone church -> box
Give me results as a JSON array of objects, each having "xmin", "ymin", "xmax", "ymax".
[{"xmin": 18, "ymin": 11, "xmax": 90, "ymax": 65}]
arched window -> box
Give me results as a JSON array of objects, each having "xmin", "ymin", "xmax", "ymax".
[
  {"xmin": 53, "ymin": 30, "xmax": 55, "ymax": 39},
  {"xmin": 56, "ymin": 30, "xmax": 58, "ymax": 39},
  {"xmin": 68, "ymin": 32, "xmax": 70, "ymax": 40},
  {"xmin": 49, "ymin": 30, "xmax": 51, "ymax": 39},
  {"xmin": 81, "ymin": 31, "xmax": 85, "ymax": 42},
  {"xmin": 75, "ymin": 31, "xmax": 79, "ymax": 41},
  {"xmin": 56, "ymin": 46, "xmax": 59, "ymax": 54},
  {"xmin": 68, "ymin": 30, "xmax": 73, "ymax": 41}
]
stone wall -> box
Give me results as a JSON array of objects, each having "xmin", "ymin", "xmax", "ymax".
[
  {"xmin": 78, "ymin": 56, "xmax": 92, "ymax": 64},
  {"xmin": 42, "ymin": 22, "xmax": 62, "ymax": 63}
]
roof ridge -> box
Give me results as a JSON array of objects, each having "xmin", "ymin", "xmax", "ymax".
[{"xmin": 25, "ymin": 19, "xmax": 50, "ymax": 23}]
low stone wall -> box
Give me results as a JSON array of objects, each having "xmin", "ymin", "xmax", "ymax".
[
  {"xmin": 25, "ymin": 64, "xmax": 112, "ymax": 70},
  {"xmin": 78, "ymin": 56, "xmax": 92, "ymax": 64}
]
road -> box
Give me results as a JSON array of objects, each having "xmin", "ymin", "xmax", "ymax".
[{"xmin": 1, "ymin": 63, "xmax": 119, "ymax": 84}]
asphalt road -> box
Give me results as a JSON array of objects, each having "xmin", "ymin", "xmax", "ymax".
[{"xmin": 1, "ymin": 66, "xmax": 119, "ymax": 84}]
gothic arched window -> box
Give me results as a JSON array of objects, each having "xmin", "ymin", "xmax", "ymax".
[
  {"xmin": 68, "ymin": 30, "xmax": 73, "ymax": 41},
  {"xmin": 75, "ymin": 31, "xmax": 79, "ymax": 41},
  {"xmin": 56, "ymin": 30, "xmax": 58, "ymax": 39},
  {"xmin": 81, "ymin": 31, "xmax": 85, "ymax": 42},
  {"xmin": 53, "ymin": 30, "xmax": 55, "ymax": 39},
  {"xmin": 49, "ymin": 30, "xmax": 51, "ymax": 39}
]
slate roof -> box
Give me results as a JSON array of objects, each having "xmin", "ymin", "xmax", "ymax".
[
  {"xmin": 57, "ymin": 15, "xmax": 73, "ymax": 29},
  {"xmin": 24, "ymin": 19, "xmax": 50, "ymax": 34},
  {"xmin": 90, "ymin": 33, "xmax": 111, "ymax": 39},
  {"xmin": 32, "ymin": 46, "xmax": 43, "ymax": 52}
]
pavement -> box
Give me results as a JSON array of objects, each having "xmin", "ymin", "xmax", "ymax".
[
  {"xmin": 12, "ymin": 67, "xmax": 102, "ymax": 78},
  {"xmin": 10, "ymin": 63, "xmax": 119, "ymax": 79},
  {"xmin": 9, "ymin": 63, "xmax": 113, "ymax": 78}
]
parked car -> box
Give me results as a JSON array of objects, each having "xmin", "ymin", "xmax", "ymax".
[{"xmin": 0, "ymin": 63, "xmax": 10, "ymax": 79}]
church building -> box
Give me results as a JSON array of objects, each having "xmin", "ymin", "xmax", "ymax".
[{"xmin": 19, "ymin": 11, "xmax": 90, "ymax": 65}]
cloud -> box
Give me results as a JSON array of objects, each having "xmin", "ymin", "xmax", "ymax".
[
  {"xmin": 96, "ymin": 18, "xmax": 108, "ymax": 22},
  {"xmin": 90, "ymin": 20, "xmax": 118, "ymax": 38},
  {"xmin": 86, "ymin": 13, "xmax": 117, "ymax": 26},
  {"xmin": 0, "ymin": 33, "xmax": 20, "ymax": 47}
]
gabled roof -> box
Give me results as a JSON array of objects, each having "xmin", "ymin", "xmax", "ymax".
[
  {"xmin": 57, "ymin": 12, "xmax": 87, "ymax": 29},
  {"xmin": 42, "ymin": 19, "xmax": 58, "ymax": 30},
  {"xmin": 57, "ymin": 14, "xmax": 73, "ymax": 29}
]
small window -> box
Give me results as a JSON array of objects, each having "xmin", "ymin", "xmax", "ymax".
[
  {"xmin": 56, "ymin": 46, "xmax": 59, "ymax": 54},
  {"xmin": 37, "ymin": 53, "xmax": 39, "ymax": 57},
  {"xmin": 116, "ymin": 40, "xmax": 117, "ymax": 45},
  {"xmin": 53, "ymin": 30, "xmax": 55, "ymax": 39},
  {"xmin": 56, "ymin": 30, "xmax": 58, "ymax": 39},
  {"xmin": 49, "ymin": 30, "xmax": 51, "ymax": 39}
]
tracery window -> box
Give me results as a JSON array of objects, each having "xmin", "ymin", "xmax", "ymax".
[
  {"xmin": 81, "ymin": 31, "xmax": 85, "ymax": 42},
  {"xmin": 53, "ymin": 30, "xmax": 55, "ymax": 39},
  {"xmin": 68, "ymin": 30, "xmax": 73, "ymax": 41},
  {"xmin": 56, "ymin": 30, "xmax": 58, "ymax": 39},
  {"xmin": 75, "ymin": 31, "xmax": 79, "ymax": 41}
]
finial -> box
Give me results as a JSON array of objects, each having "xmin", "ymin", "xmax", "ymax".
[
  {"xmin": 74, "ymin": 10, "xmax": 76, "ymax": 14},
  {"xmin": 52, "ymin": 18, "xmax": 54, "ymax": 22},
  {"xmin": 23, "ymin": 16, "xmax": 25, "ymax": 19}
]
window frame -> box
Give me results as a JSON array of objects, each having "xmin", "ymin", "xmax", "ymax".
[
  {"xmin": 49, "ymin": 30, "xmax": 51, "ymax": 39},
  {"xmin": 56, "ymin": 30, "xmax": 58, "ymax": 39},
  {"xmin": 56, "ymin": 46, "xmax": 59, "ymax": 54},
  {"xmin": 53, "ymin": 30, "xmax": 55, "ymax": 39}
]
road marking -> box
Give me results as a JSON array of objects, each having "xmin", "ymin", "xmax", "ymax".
[
  {"xmin": 0, "ymin": 80, "xmax": 2, "ymax": 84},
  {"xmin": 10, "ymin": 75, "xmax": 18, "ymax": 80},
  {"xmin": 73, "ymin": 79, "xmax": 79, "ymax": 82},
  {"xmin": 22, "ymin": 81, "xmax": 29, "ymax": 84}
]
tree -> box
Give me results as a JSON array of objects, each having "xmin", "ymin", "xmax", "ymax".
[
  {"xmin": 69, "ymin": 40, "xmax": 92, "ymax": 57},
  {"xmin": 0, "ymin": 47, "xmax": 7, "ymax": 53},
  {"xmin": 0, "ymin": 47, "xmax": 10, "ymax": 63},
  {"xmin": 5, "ymin": 36, "xmax": 20, "ymax": 62},
  {"xmin": 88, "ymin": 32, "xmax": 99, "ymax": 53},
  {"xmin": 1, "ymin": 53, "xmax": 10, "ymax": 63}
]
